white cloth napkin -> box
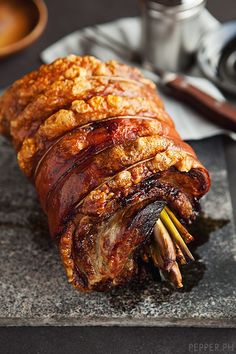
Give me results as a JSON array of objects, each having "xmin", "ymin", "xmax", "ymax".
[{"xmin": 41, "ymin": 11, "xmax": 235, "ymax": 140}]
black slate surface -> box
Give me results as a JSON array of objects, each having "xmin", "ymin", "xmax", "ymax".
[{"xmin": 0, "ymin": 135, "xmax": 235, "ymax": 327}]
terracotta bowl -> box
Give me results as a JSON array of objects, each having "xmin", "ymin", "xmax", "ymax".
[{"xmin": 0, "ymin": 0, "xmax": 48, "ymax": 58}]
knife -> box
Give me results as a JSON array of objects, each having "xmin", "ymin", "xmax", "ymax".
[{"xmin": 141, "ymin": 64, "xmax": 236, "ymax": 133}]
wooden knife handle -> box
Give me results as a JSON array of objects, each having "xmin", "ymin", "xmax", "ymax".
[{"xmin": 165, "ymin": 76, "xmax": 236, "ymax": 133}]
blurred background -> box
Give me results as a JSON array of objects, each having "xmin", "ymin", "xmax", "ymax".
[{"xmin": 0, "ymin": 0, "xmax": 235, "ymax": 88}]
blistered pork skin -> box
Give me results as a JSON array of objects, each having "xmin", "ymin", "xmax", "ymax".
[
  {"xmin": 11, "ymin": 76, "xmax": 163, "ymax": 150},
  {"xmin": 0, "ymin": 55, "xmax": 161, "ymax": 136},
  {"xmin": 18, "ymin": 95, "xmax": 173, "ymax": 177},
  {"xmin": 0, "ymin": 56, "xmax": 211, "ymax": 292}
]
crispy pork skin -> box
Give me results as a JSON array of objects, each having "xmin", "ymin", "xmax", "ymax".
[{"xmin": 0, "ymin": 56, "xmax": 210, "ymax": 291}]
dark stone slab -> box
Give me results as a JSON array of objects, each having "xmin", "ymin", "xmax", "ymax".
[{"xmin": 0, "ymin": 136, "xmax": 235, "ymax": 327}]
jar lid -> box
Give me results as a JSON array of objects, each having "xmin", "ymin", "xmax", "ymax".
[{"xmin": 146, "ymin": 0, "xmax": 206, "ymax": 13}]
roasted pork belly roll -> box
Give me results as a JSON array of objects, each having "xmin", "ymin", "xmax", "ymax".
[{"xmin": 0, "ymin": 56, "xmax": 210, "ymax": 292}]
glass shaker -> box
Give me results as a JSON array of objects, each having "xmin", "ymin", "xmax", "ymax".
[{"xmin": 140, "ymin": 0, "xmax": 206, "ymax": 72}]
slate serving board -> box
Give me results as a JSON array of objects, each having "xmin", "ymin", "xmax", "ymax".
[{"xmin": 0, "ymin": 135, "xmax": 235, "ymax": 327}]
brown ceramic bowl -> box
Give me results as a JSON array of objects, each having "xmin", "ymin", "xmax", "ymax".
[{"xmin": 0, "ymin": 0, "xmax": 48, "ymax": 58}]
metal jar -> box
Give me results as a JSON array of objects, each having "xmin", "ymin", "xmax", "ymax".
[{"xmin": 141, "ymin": 0, "xmax": 206, "ymax": 72}]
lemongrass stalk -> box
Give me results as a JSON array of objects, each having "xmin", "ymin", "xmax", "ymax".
[
  {"xmin": 169, "ymin": 261, "xmax": 183, "ymax": 288},
  {"xmin": 160, "ymin": 209, "xmax": 194, "ymax": 261},
  {"xmin": 165, "ymin": 206, "xmax": 194, "ymax": 244},
  {"xmin": 150, "ymin": 244, "xmax": 165, "ymax": 269},
  {"xmin": 153, "ymin": 219, "xmax": 176, "ymax": 271},
  {"xmin": 160, "ymin": 261, "xmax": 183, "ymax": 288},
  {"xmin": 175, "ymin": 243, "xmax": 187, "ymax": 265}
]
